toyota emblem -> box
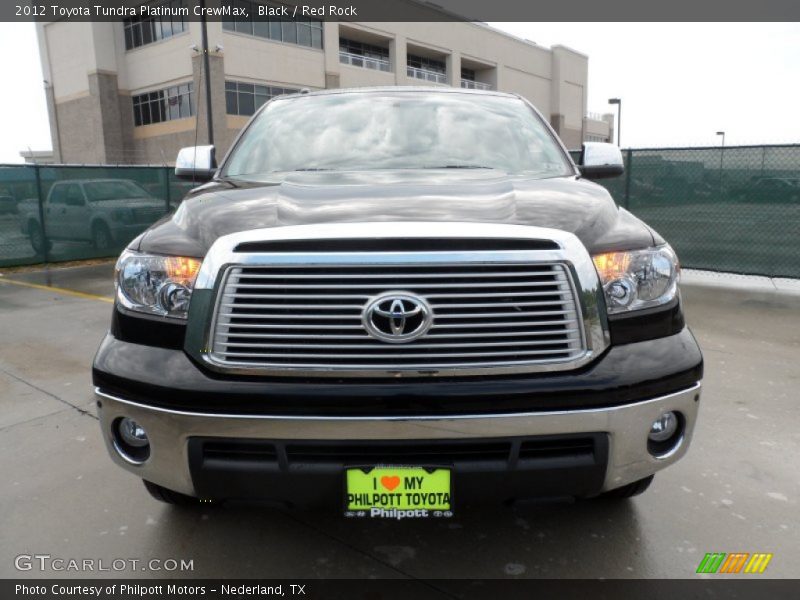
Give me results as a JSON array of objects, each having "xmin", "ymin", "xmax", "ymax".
[{"xmin": 362, "ymin": 292, "xmax": 434, "ymax": 343}]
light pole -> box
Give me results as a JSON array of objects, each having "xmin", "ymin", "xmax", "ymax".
[
  {"xmin": 608, "ymin": 98, "xmax": 621, "ymax": 146},
  {"xmin": 716, "ymin": 131, "xmax": 726, "ymax": 199},
  {"xmin": 200, "ymin": 0, "xmax": 214, "ymax": 146}
]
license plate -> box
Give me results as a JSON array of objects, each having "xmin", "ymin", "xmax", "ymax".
[{"xmin": 345, "ymin": 467, "xmax": 452, "ymax": 519}]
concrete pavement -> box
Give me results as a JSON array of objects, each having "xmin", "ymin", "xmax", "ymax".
[{"xmin": 0, "ymin": 263, "xmax": 798, "ymax": 579}]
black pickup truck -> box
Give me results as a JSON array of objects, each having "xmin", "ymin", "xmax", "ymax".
[{"xmin": 93, "ymin": 87, "xmax": 702, "ymax": 517}]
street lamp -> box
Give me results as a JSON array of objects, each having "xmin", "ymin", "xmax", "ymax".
[
  {"xmin": 716, "ymin": 131, "xmax": 726, "ymax": 199},
  {"xmin": 608, "ymin": 98, "xmax": 621, "ymax": 147},
  {"xmin": 199, "ymin": 0, "xmax": 214, "ymax": 146}
]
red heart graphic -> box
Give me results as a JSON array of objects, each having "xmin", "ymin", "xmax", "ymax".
[{"xmin": 381, "ymin": 475, "xmax": 401, "ymax": 491}]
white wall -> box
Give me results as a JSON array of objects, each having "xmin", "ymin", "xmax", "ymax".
[
  {"xmin": 223, "ymin": 30, "xmax": 326, "ymax": 89},
  {"xmin": 117, "ymin": 24, "xmax": 194, "ymax": 93},
  {"xmin": 43, "ymin": 22, "xmax": 96, "ymax": 99}
]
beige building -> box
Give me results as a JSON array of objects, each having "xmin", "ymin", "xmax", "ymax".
[
  {"xmin": 19, "ymin": 150, "xmax": 56, "ymax": 164},
  {"xmin": 35, "ymin": 2, "xmax": 613, "ymax": 165}
]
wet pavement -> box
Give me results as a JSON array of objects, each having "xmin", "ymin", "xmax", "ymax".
[{"xmin": 0, "ymin": 263, "xmax": 798, "ymax": 579}]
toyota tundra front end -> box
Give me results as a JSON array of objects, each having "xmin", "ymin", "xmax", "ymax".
[{"xmin": 93, "ymin": 88, "xmax": 702, "ymax": 515}]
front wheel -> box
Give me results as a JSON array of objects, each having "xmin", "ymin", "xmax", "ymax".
[
  {"xmin": 29, "ymin": 222, "xmax": 52, "ymax": 255},
  {"xmin": 143, "ymin": 480, "xmax": 211, "ymax": 506},
  {"xmin": 599, "ymin": 475, "xmax": 654, "ymax": 499},
  {"xmin": 92, "ymin": 222, "xmax": 113, "ymax": 251}
]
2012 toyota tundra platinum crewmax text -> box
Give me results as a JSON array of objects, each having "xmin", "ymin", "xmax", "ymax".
[{"xmin": 93, "ymin": 88, "xmax": 703, "ymax": 516}]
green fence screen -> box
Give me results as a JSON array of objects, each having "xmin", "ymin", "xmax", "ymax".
[
  {"xmin": 0, "ymin": 165, "xmax": 194, "ymax": 268},
  {"xmin": 1, "ymin": 145, "xmax": 799, "ymax": 277},
  {"xmin": 573, "ymin": 144, "xmax": 799, "ymax": 278}
]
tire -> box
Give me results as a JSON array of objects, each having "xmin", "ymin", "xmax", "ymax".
[
  {"xmin": 92, "ymin": 222, "xmax": 113, "ymax": 251},
  {"xmin": 599, "ymin": 475, "xmax": 654, "ymax": 499},
  {"xmin": 143, "ymin": 480, "xmax": 209, "ymax": 506},
  {"xmin": 29, "ymin": 222, "xmax": 52, "ymax": 255}
]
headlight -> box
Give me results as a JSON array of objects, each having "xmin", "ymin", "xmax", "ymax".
[
  {"xmin": 592, "ymin": 245, "xmax": 679, "ymax": 314},
  {"xmin": 111, "ymin": 208, "xmax": 135, "ymax": 223},
  {"xmin": 115, "ymin": 249, "xmax": 201, "ymax": 319}
]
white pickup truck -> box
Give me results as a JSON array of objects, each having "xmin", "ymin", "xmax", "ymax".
[{"xmin": 20, "ymin": 179, "xmax": 166, "ymax": 253}]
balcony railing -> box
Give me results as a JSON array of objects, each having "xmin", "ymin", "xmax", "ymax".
[
  {"xmin": 339, "ymin": 51, "xmax": 391, "ymax": 72},
  {"xmin": 406, "ymin": 65, "xmax": 447, "ymax": 84},
  {"xmin": 460, "ymin": 79, "xmax": 492, "ymax": 90}
]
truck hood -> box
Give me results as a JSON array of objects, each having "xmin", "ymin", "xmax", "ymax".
[{"xmin": 136, "ymin": 170, "xmax": 655, "ymax": 257}]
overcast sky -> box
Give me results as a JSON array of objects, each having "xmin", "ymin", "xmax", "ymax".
[{"xmin": 0, "ymin": 21, "xmax": 798, "ymax": 163}]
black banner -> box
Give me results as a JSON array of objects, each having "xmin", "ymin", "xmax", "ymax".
[
  {"xmin": 4, "ymin": 0, "xmax": 800, "ymax": 22},
  {"xmin": 4, "ymin": 580, "xmax": 800, "ymax": 600}
]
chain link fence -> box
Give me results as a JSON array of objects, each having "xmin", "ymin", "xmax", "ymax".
[
  {"xmin": 577, "ymin": 144, "xmax": 800, "ymax": 278},
  {"xmin": 0, "ymin": 164, "xmax": 194, "ymax": 268},
  {"xmin": 2, "ymin": 144, "xmax": 799, "ymax": 277},
  {"xmin": 625, "ymin": 145, "xmax": 797, "ymax": 278}
]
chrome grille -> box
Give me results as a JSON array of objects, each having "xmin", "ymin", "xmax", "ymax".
[{"xmin": 207, "ymin": 261, "xmax": 587, "ymax": 375}]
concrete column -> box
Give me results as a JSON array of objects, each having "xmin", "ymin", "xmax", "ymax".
[
  {"xmin": 445, "ymin": 52, "xmax": 461, "ymax": 88},
  {"xmin": 86, "ymin": 23, "xmax": 127, "ymax": 163},
  {"xmin": 549, "ymin": 45, "xmax": 588, "ymax": 149},
  {"xmin": 447, "ymin": 52, "xmax": 461, "ymax": 88},
  {"xmin": 391, "ymin": 35, "xmax": 407, "ymax": 84},
  {"xmin": 323, "ymin": 22, "xmax": 341, "ymax": 88},
  {"xmin": 487, "ymin": 65, "xmax": 501, "ymax": 91},
  {"xmin": 549, "ymin": 49, "xmax": 563, "ymax": 139},
  {"xmin": 89, "ymin": 71, "xmax": 128, "ymax": 163},
  {"xmin": 43, "ymin": 84, "xmax": 62, "ymax": 163}
]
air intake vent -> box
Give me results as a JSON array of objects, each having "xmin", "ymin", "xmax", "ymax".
[
  {"xmin": 193, "ymin": 436, "xmax": 601, "ymax": 468},
  {"xmin": 285, "ymin": 441, "xmax": 512, "ymax": 464},
  {"xmin": 518, "ymin": 437, "xmax": 596, "ymax": 465},
  {"xmin": 202, "ymin": 441, "xmax": 278, "ymax": 464},
  {"xmin": 234, "ymin": 238, "xmax": 560, "ymax": 253}
]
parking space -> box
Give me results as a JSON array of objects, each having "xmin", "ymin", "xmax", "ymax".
[{"xmin": 0, "ymin": 263, "xmax": 798, "ymax": 579}]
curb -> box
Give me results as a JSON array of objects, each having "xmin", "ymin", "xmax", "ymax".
[{"xmin": 680, "ymin": 269, "xmax": 800, "ymax": 297}]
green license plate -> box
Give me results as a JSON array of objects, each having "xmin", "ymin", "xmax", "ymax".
[{"xmin": 345, "ymin": 467, "xmax": 452, "ymax": 518}]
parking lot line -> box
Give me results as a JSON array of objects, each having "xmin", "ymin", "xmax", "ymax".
[{"xmin": 0, "ymin": 276, "xmax": 114, "ymax": 303}]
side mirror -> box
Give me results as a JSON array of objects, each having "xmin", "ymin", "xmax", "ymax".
[
  {"xmin": 579, "ymin": 142, "xmax": 624, "ymax": 179},
  {"xmin": 175, "ymin": 145, "xmax": 217, "ymax": 182}
]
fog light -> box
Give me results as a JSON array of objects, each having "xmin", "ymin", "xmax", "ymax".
[
  {"xmin": 648, "ymin": 412, "xmax": 679, "ymax": 443},
  {"xmin": 119, "ymin": 417, "xmax": 149, "ymax": 447},
  {"xmin": 113, "ymin": 417, "xmax": 150, "ymax": 464}
]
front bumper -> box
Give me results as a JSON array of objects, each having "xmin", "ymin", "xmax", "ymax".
[
  {"xmin": 93, "ymin": 327, "xmax": 703, "ymax": 416},
  {"xmin": 96, "ymin": 382, "xmax": 701, "ymax": 502}
]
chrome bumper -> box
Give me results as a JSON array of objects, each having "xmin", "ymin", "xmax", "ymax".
[{"xmin": 95, "ymin": 383, "xmax": 701, "ymax": 497}]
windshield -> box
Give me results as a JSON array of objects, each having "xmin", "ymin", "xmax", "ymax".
[
  {"xmin": 84, "ymin": 181, "xmax": 151, "ymax": 202},
  {"xmin": 222, "ymin": 92, "xmax": 573, "ymax": 180}
]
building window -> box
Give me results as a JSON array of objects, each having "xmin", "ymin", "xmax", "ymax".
[
  {"xmin": 123, "ymin": 0, "xmax": 187, "ymax": 51},
  {"xmin": 407, "ymin": 54, "xmax": 447, "ymax": 83},
  {"xmin": 459, "ymin": 67, "xmax": 492, "ymax": 90},
  {"xmin": 222, "ymin": 1, "xmax": 323, "ymax": 49},
  {"xmin": 339, "ymin": 38, "xmax": 391, "ymax": 72},
  {"xmin": 225, "ymin": 81, "xmax": 299, "ymax": 116},
  {"xmin": 132, "ymin": 83, "xmax": 194, "ymax": 127}
]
